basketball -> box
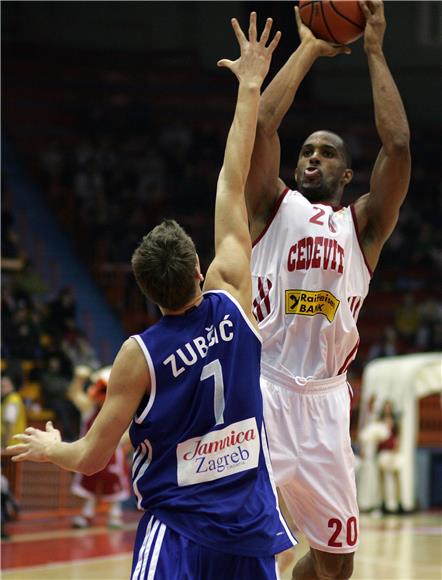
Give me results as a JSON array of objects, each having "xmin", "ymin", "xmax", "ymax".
[{"xmin": 299, "ymin": 0, "xmax": 366, "ymax": 45}]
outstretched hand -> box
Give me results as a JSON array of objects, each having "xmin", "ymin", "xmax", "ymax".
[
  {"xmin": 6, "ymin": 421, "xmax": 62, "ymax": 463},
  {"xmin": 218, "ymin": 12, "xmax": 281, "ymax": 86},
  {"xmin": 294, "ymin": 6, "xmax": 351, "ymax": 57},
  {"xmin": 360, "ymin": 0, "xmax": 385, "ymax": 54}
]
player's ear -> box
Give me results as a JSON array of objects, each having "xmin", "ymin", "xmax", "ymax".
[
  {"xmin": 195, "ymin": 254, "xmax": 204, "ymax": 281},
  {"xmin": 342, "ymin": 168, "xmax": 353, "ymax": 185}
]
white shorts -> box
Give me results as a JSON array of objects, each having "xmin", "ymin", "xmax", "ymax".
[{"xmin": 261, "ymin": 363, "xmax": 359, "ymax": 554}]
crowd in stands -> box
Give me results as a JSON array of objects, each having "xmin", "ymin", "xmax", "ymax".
[{"xmin": 1, "ymin": 207, "xmax": 100, "ymax": 440}]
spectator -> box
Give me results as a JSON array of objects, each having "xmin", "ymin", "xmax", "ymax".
[
  {"xmin": 67, "ymin": 366, "xmax": 130, "ymax": 529},
  {"xmin": 46, "ymin": 286, "xmax": 77, "ymax": 339},
  {"xmin": 1, "ymin": 475, "xmax": 19, "ymax": 540},
  {"xmin": 61, "ymin": 327, "xmax": 100, "ymax": 370},
  {"xmin": 416, "ymin": 298, "xmax": 442, "ymax": 352},
  {"xmin": 7, "ymin": 301, "xmax": 42, "ymax": 360},
  {"xmin": 394, "ymin": 293, "xmax": 421, "ymax": 349},
  {"xmin": 367, "ymin": 325, "xmax": 399, "ymax": 362},
  {"xmin": 377, "ymin": 400, "xmax": 403, "ymax": 514},
  {"xmin": 1, "ymin": 375, "xmax": 24, "ymax": 540},
  {"xmin": 1, "ymin": 375, "xmax": 26, "ymax": 448},
  {"xmin": 40, "ymin": 356, "xmax": 79, "ymax": 441}
]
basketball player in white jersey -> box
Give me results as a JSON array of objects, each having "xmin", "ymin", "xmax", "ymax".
[{"xmin": 245, "ymin": 2, "xmax": 410, "ymax": 579}]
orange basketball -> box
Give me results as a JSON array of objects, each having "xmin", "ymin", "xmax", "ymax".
[{"xmin": 299, "ymin": 0, "xmax": 366, "ymax": 45}]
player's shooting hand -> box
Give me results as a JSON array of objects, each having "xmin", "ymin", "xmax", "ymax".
[
  {"xmin": 217, "ymin": 12, "xmax": 281, "ymax": 86},
  {"xmin": 360, "ymin": 0, "xmax": 385, "ymax": 54},
  {"xmin": 294, "ymin": 6, "xmax": 351, "ymax": 57},
  {"xmin": 6, "ymin": 421, "xmax": 62, "ymax": 463}
]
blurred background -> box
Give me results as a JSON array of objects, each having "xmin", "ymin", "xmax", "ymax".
[{"xmin": 1, "ymin": 0, "xmax": 441, "ymax": 575}]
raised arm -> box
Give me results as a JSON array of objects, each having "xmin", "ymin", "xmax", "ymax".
[
  {"xmin": 7, "ymin": 339, "xmax": 149, "ymax": 474},
  {"xmin": 354, "ymin": 0, "xmax": 411, "ymax": 271},
  {"xmin": 245, "ymin": 7, "xmax": 350, "ymax": 234},
  {"xmin": 204, "ymin": 13, "xmax": 280, "ymax": 320}
]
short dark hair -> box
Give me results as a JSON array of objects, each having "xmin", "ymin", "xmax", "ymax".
[
  {"xmin": 324, "ymin": 130, "xmax": 352, "ymax": 169},
  {"xmin": 131, "ymin": 220, "xmax": 198, "ymax": 310}
]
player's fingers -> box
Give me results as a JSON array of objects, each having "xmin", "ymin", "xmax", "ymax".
[
  {"xmin": 268, "ymin": 30, "xmax": 282, "ymax": 54},
  {"xmin": 334, "ymin": 44, "xmax": 352, "ymax": 55},
  {"xmin": 248, "ymin": 11, "xmax": 257, "ymax": 42},
  {"xmin": 369, "ymin": 0, "xmax": 382, "ymax": 10},
  {"xmin": 376, "ymin": 0, "xmax": 384, "ymax": 16},
  {"xmin": 231, "ymin": 18, "xmax": 247, "ymax": 46},
  {"xmin": 46, "ymin": 421, "xmax": 54, "ymax": 432},
  {"xmin": 358, "ymin": 1, "xmax": 370, "ymax": 18},
  {"xmin": 24, "ymin": 426, "xmax": 36, "ymax": 434},
  {"xmin": 217, "ymin": 59, "xmax": 233, "ymax": 69},
  {"xmin": 13, "ymin": 433, "xmax": 30, "ymax": 441},
  {"xmin": 7, "ymin": 443, "xmax": 29, "ymax": 454},
  {"xmin": 294, "ymin": 6, "xmax": 303, "ymax": 30},
  {"xmin": 259, "ymin": 17, "xmax": 273, "ymax": 46},
  {"xmin": 11, "ymin": 452, "xmax": 31, "ymax": 463},
  {"xmin": 5, "ymin": 444, "xmax": 19, "ymax": 455},
  {"xmin": 360, "ymin": 0, "xmax": 374, "ymax": 16}
]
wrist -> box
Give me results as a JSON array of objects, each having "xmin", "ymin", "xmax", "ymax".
[
  {"xmin": 364, "ymin": 44, "xmax": 384, "ymax": 58},
  {"xmin": 240, "ymin": 81, "xmax": 262, "ymax": 93},
  {"xmin": 299, "ymin": 37, "xmax": 322, "ymax": 59},
  {"xmin": 45, "ymin": 438, "xmax": 63, "ymax": 462}
]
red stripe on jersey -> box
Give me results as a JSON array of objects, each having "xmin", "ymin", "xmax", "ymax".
[
  {"xmin": 338, "ymin": 339, "xmax": 360, "ymax": 375},
  {"xmin": 353, "ymin": 298, "xmax": 361, "ymax": 319},
  {"xmin": 256, "ymin": 277, "xmax": 272, "ymax": 319},
  {"xmin": 348, "ymin": 296, "xmax": 356, "ymax": 313},
  {"xmin": 253, "ymin": 298, "xmax": 264, "ymax": 322}
]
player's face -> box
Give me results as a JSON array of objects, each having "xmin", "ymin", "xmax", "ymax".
[{"xmin": 295, "ymin": 133, "xmax": 350, "ymax": 203}]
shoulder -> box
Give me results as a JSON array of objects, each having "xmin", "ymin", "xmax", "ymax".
[
  {"xmin": 204, "ymin": 290, "xmax": 262, "ymax": 343},
  {"xmin": 113, "ymin": 338, "xmax": 149, "ymax": 377}
]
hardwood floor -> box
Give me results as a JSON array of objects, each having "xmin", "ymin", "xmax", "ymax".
[{"xmin": 2, "ymin": 512, "xmax": 441, "ymax": 579}]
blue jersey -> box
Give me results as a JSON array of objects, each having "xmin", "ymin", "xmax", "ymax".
[{"xmin": 130, "ymin": 290, "xmax": 296, "ymax": 557}]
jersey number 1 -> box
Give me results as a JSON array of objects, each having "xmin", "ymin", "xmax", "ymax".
[{"xmin": 200, "ymin": 359, "xmax": 225, "ymax": 426}]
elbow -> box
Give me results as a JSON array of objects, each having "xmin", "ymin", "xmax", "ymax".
[
  {"xmin": 77, "ymin": 453, "xmax": 108, "ymax": 476},
  {"xmin": 80, "ymin": 461, "xmax": 106, "ymax": 477},
  {"xmin": 257, "ymin": 105, "xmax": 278, "ymax": 137},
  {"xmin": 386, "ymin": 134, "xmax": 410, "ymax": 158},
  {"xmin": 81, "ymin": 465, "xmax": 96, "ymax": 477},
  {"xmin": 390, "ymin": 128, "xmax": 411, "ymax": 152},
  {"xmin": 256, "ymin": 118, "xmax": 275, "ymax": 141}
]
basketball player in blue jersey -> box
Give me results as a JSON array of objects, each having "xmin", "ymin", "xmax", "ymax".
[
  {"xmin": 244, "ymin": 1, "xmax": 411, "ymax": 579},
  {"xmin": 7, "ymin": 13, "xmax": 298, "ymax": 579}
]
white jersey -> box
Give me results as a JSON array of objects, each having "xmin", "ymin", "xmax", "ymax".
[{"xmin": 251, "ymin": 188, "xmax": 371, "ymax": 380}]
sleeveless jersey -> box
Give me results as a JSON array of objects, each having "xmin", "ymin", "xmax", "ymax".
[
  {"xmin": 129, "ymin": 290, "xmax": 295, "ymax": 557},
  {"xmin": 251, "ymin": 188, "xmax": 371, "ymax": 380}
]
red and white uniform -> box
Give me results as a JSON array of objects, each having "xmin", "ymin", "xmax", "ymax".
[
  {"xmin": 252, "ymin": 188, "xmax": 371, "ymax": 553},
  {"xmin": 71, "ymin": 409, "xmax": 130, "ymax": 502}
]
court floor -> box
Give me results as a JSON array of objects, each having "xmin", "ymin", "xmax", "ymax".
[{"xmin": 1, "ymin": 512, "xmax": 441, "ymax": 579}]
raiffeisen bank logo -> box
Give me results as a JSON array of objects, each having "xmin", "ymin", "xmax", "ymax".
[
  {"xmin": 285, "ymin": 289, "xmax": 340, "ymax": 323},
  {"xmin": 176, "ymin": 418, "xmax": 260, "ymax": 486}
]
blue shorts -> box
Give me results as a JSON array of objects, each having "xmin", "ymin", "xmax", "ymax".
[{"xmin": 131, "ymin": 512, "xmax": 280, "ymax": 580}]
